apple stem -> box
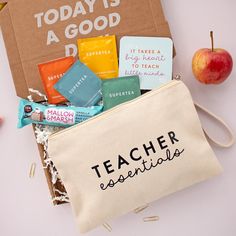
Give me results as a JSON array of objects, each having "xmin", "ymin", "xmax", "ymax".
[{"xmin": 210, "ymin": 31, "xmax": 214, "ymax": 52}]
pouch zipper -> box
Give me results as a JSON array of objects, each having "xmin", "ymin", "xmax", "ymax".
[{"xmin": 49, "ymin": 79, "xmax": 181, "ymax": 139}]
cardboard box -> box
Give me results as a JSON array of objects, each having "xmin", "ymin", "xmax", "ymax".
[{"xmin": 0, "ymin": 0, "xmax": 173, "ymax": 204}]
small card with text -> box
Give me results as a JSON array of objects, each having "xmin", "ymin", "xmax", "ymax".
[{"xmin": 119, "ymin": 36, "xmax": 173, "ymax": 90}]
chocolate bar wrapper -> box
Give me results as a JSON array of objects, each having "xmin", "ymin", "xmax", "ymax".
[{"xmin": 18, "ymin": 99, "xmax": 103, "ymax": 128}]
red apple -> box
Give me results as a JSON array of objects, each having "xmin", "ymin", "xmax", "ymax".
[
  {"xmin": 192, "ymin": 31, "xmax": 233, "ymax": 84},
  {"xmin": 0, "ymin": 116, "xmax": 3, "ymax": 126}
]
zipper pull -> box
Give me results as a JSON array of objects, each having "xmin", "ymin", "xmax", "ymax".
[{"xmin": 173, "ymin": 75, "xmax": 181, "ymax": 81}]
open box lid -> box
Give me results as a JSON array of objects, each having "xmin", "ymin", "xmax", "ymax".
[{"xmin": 0, "ymin": 0, "xmax": 173, "ymax": 101}]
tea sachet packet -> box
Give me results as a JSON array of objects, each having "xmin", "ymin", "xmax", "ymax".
[
  {"xmin": 38, "ymin": 56, "xmax": 75, "ymax": 104},
  {"xmin": 78, "ymin": 35, "xmax": 119, "ymax": 79},
  {"xmin": 119, "ymin": 36, "xmax": 173, "ymax": 90},
  {"xmin": 102, "ymin": 76, "xmax": 141, "ymax": 110},
  {"xmin": 54, "ymin": 61, "xmax": 102, "ymax": 107}
]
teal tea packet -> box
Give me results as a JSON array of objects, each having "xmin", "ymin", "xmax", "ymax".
[
  {"xmin": 17, "ymin": 99, "xmax": 103, "ymax": 128},
  {"xmin": 54, "ymin": 61, "xmax": 102, "ymax": 107},
  {"xmin": 102, "ymin": 76, "xmax": 141, "ymax": 111}
]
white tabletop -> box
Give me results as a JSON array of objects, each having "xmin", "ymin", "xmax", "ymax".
[{"xmin": 1, "ymin": 0, "xmax": 236, "ymax": 235}]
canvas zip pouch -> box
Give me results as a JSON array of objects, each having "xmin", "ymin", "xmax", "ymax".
[{"xmin": 48, "ymin": 80, "xmax": 233, "ymax": 233}]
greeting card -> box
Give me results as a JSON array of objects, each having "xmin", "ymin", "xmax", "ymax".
[{"xmin": 119, "ymin": 37, "xmax": 173, "ymax": 90}]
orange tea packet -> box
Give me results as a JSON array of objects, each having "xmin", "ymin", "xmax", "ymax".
[
  {"xmin": 78, "ymin": 35, "xmax": 119, "ymax": 80},
  {"xmin": 38, "ymin": 56, "xmax": 75, "ymax": 104}
]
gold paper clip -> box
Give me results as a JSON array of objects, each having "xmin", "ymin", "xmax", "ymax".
[
  {"xmin": 134, "ymin": 204, "xmax": 149, "ymax": 214},
  {"xmin": 29, "ymin": 163, "xmax": 36, "ymax": 178},
  {"xmin": 103, "ymin": 222, "xmax": 112, "ymax": 232},
  {"xmin": 143, "ymin": 216, "xmax": 160, "ymax": 222}
]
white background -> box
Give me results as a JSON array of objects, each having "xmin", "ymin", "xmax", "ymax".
[{"xmin": 0, "ymin": 0, "xmax": 236, "ymax": 235}]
